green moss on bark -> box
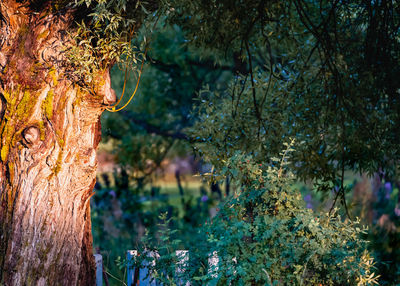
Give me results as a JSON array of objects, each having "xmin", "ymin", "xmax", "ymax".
[
  {"xmin": 42, "ymin": 89, "xmax": 54, "ymax": 119},
  {"xmin": 0, "ymin": 87, "xmax": 40, "ymax": 162}
]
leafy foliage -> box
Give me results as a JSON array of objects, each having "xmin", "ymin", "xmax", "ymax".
[
  {"xmin": 163, "ymin": 0, "xmax": 400, "ymax": 195},
  {"xmin": 199, "ymin": 151, "xmax": 377, "ymax": 285},
  {"xmin": 66, "ymin": 0, "xmax": 156, "ymax": 86},
  {"xmin": 134, "ymin": 146, "xmax": 378, "ymax": 285}
]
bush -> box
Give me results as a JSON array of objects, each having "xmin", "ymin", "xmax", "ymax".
[{"xmin": 135, "ymin": 147, "xmax": 379, "ymax": 285}]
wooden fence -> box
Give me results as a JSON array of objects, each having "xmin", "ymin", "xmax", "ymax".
[{"xmin": 94, "ymin": 250, "xmax": 220, "ymax": 286}]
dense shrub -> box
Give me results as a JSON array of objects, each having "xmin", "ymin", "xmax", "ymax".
[{"xmin": 136, "ymin": 148, "xmax": 379, "ymax": 285}]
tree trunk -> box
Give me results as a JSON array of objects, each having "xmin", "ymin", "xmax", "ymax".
[{"xmin": 0, "ymin": 2, "xmax": 115, "ymax": 285}]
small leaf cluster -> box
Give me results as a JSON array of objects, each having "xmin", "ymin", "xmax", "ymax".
[{"xmin": 65, "ymin": 0, "xmax": 154, "ymax": 86}]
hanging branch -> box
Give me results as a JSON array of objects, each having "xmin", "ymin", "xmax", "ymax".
[{"xmin": 245, "ymin": 40, "xmax": 269, "ymax": 138}]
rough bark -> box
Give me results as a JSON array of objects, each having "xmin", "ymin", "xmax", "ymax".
[{"xmin": 0, "ymin": 2, "xmax": 115, "ymax": 285}]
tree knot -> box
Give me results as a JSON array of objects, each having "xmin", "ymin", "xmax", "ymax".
[{"xmin": 22, "ymin": 125, "xmax": 40, "ymax": 146}]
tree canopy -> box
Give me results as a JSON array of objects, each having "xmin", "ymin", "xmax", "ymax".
[{"xmin": 98, "ymin": 0, "xmax": 400, "ymax": 207}]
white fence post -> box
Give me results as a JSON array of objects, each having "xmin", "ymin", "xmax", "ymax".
[
  {"xmin": 208, "ymin": 251, "xmax": 219, "ymax": 278},
  {"xmin": 175, "ymin": 250, "xmax": 190, "ymax": 286},
  {"xmin": 127, "ymin": 249, "xmax": 228, "ymax": 285},
  {"xmin": 94, "ymin": 254, "xmax": 103, "ymax": 286},
  {"xmin": 127, "ymin": 250, "xmax": 160, "ymax": 286},
  {"xmin": 127, "ymin": 250, "xmax": 137, "ymax": 286}
]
